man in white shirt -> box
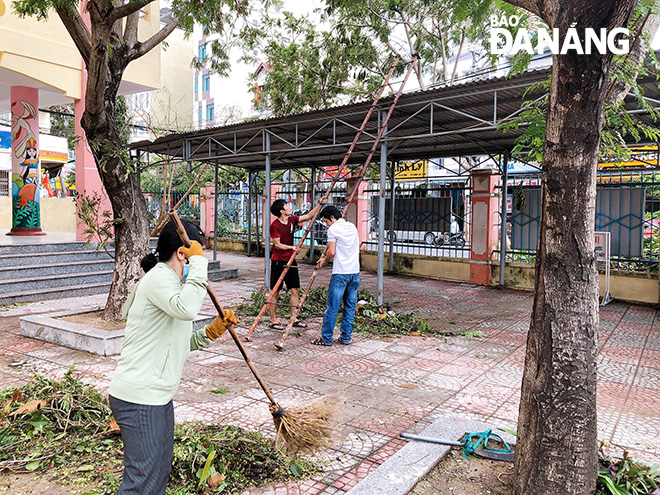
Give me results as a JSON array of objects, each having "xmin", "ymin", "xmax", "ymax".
[{"xmin": 311, "ymin": 206, "xmax": 360, "ymax": 346}]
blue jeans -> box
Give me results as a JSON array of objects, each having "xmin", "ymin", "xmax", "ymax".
[
  {"xmin": 109, "ymin": 395, "xmax": 174, "ymax": 495},
  {"xmin": 321, "ymin": 273, "xmax": 360, "ymax": 344}
]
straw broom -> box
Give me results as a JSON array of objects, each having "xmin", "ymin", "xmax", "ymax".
[{"xmin": 168, "ymin": 209, "xmax": 341, "ymax": 453}]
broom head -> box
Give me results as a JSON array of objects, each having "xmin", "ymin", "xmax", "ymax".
[{"xmin": 269, "ymin": 394, "xmax": 343, "ymax": 454}]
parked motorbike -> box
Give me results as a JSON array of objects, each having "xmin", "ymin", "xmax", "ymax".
[
  {"xmin": 437, "ymin": 231, "xmax": 466, "ymax": 247},
  {"xmin": 436, "ymin": 216, "xmax": 466, "ymax": 247}
]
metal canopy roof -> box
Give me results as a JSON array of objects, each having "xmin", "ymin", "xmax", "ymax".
[{"xmin": 131, "ymin": 68, "xmax": 660, "ymax": 171}]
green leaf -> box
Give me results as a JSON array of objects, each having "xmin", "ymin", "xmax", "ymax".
[
  {"xmin": 25, "ymin": 412, "xmax": 49, "ymax": 432},
  {"xmin": 197, "ymin": 448, "xmax": 216, "ymax": 488},
  {"xmin": 25, "ymin": 460, "xmax": 41, "ymax": 471},
  {"xmin": 289, "ymin": 462, "xmax": 301, "ymax": 477},
  {"xmin": 497, "ymin": 427, "xmax": 517, "ymax": 437}
]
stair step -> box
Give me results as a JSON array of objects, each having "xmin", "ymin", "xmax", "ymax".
[
  {"xmin": 0, "ymin": 281, "xmax": 111, "ymax": 306},
  {"xmin": 0, "ymin": 241, "xmax": 107, "ymax": 256},
  {"xmin": 0, "ymin": 235, "xmax": 238, "ymax": 305},
  {"xmin": 0, "ymin": 259, "xmax": 116, "ymax": 280},
  {"xmin": 0, "ymin": 249, "xmax": 115, "ymax": 267},
  {"xmin": 0, "ymin": 238, "xmax": 156, "ymax": 256},
  {"xmin": 0, "ymin": 270, "xmax": 115, "ymax": 293},
  {"xmin": 208, "ymin": 268, "xmax": 238, "ymax": 281}
]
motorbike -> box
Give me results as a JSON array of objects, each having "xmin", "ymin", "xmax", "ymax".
[
  {"xmin": 437, "ymin": 230, "xmax": 466, "ymax": 247},
  {"xmin": 436, "ymin": 216, "xmax": 466, "ymax": 247}
]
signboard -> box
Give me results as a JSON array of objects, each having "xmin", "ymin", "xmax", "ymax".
[
  {"xmin": 395, "ymin": 160, "xmax": 427, "ymax": 181},
  {"xmin": 599, "ymin": 145, "xmax": 659, "ymax": 168},
  {"xmin": 0, "ymin": 130, "xmax": 10, "ymax": 150},
  {"xmin": 595, "ymin": 231, "xmax": 612, "ymax": 306},
  {"xmin": 506, "ymin": 194, "xmax": 513, "ymax": 214},
  {"xmin": 324, "ymin": 165, "xmax": 352, "ymax": 181},
  {"xmin": 594, "ymin": 231, "xmax": 609, "ymax": 261}
]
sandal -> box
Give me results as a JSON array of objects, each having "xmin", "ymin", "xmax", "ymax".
[
  {"xmin": 268, "ymin": 323, "xmax": 285, "ymax": 331},
  {"xmin": 311, "ymin": 338, "xmax": 332, "ymax": 346},
  {"xmin": 292, "ymin": 321, "xmax": 307, "ymax": 328}
]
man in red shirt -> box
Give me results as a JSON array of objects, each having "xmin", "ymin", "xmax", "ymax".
[{"xmin": 268, "ymin": 197, "xmax": 326, "ymax": 330}]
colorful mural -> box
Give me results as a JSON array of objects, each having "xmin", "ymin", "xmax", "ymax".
[{"xmin": 10, "ymin": 97, "xmax": 41, "ymax": 230}]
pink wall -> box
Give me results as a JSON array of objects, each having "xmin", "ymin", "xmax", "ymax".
[
  {"xmin": 344, "ymin": 179, "xmax": 369, "ymax": 245},
  {"xmin": 74, "ymin": 52, "xmax": 112, "ymax": 241}
]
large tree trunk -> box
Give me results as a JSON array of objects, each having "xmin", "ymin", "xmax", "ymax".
[
  {"xmin": 80, "ymin": 20, "xmax": 151, "ymax": 321},
  {"xmin": 81, "ymin": 120, "xmax": 151, "ymax": 320},
  {"xmin": 100, "ymin": 162, "xmax": 150, "ymax": 320},
  {"xmin": 512, "ymin": 1, "xmax": 636, "ymax": 494}
]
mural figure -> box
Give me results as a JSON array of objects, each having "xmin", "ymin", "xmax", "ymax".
[
  {"xmin": 11, "ymin": 100, "xmax": 37, "ymax": 159},
  {"xmin": 11, "ymin": 100, "xmax": 41, "ymax": 229}
]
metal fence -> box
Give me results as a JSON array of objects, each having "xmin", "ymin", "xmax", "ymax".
[
  {"xmin": 0, "ymin": 170, "xmax": 8, "ymax": 196},
  {"xmin": 363, "ymin": 179, "xmax": 471, "ymax": 259},
  {"xmin": 506, "ymin": 170, "xmax": 660, "ymax": 272},
  {"xmin": 144, "ymin": 190, "xmax": 200, "ymax": 229},
  {"xmin": 268, "ymin": 176, "xmax": 472, "ymax": 259},
  {"xmin": 213, "ymin": 190, "xmax": 258, "ymax": 241}
]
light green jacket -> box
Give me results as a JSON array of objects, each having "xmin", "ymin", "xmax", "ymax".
[{"xmin": 108, "ymin": 256, "xmax": 211, "ymax": 405}]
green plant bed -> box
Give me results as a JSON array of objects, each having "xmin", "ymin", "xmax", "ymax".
[{"xmin": 0, "ymin": 370, "xmax": 318, "ymax": 494}]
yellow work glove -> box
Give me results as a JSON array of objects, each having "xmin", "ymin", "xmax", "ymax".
[
  {"xmin": 205, "ymin": 310, "xmax": 240, "ymax": 341},
  {"xmin": 180, "ymin": 241, "xmax": 204, "ymax": 259}
]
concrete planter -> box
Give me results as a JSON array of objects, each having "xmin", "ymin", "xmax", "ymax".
[{"xmin": 20, "ymin": 310, "xmax": 215, "ymax": 356}]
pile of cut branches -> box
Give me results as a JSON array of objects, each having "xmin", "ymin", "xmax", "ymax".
[
  {"xmin": 0, "ymin": 369, "xmax": 317, "ymax": 494},
  {"xmin": 597, "ymin": 446, "xmax": 660, "ymax": 495},
  {"xmin": 238, "ymin": 287, "xmax": 329, "ymax": 320},
  {"xmin": 239, "ymin": 287, "xmax": 432, "ymax": 337},
  {"xmin": 352, "ymin": 289, "xmax": 432, "ymax": 337}
]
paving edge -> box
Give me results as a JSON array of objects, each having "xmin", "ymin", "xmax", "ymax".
[{"xmin": 346, "ymin": 416, "xmax": 517, "ymax": 495}]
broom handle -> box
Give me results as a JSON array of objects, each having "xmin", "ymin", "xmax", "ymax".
[{"xmin": 168, "ymin": 210, "xmax": 279, "ymax": 406}]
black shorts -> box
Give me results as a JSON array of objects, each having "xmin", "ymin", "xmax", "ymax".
[{"xmin": 270, "ymin": 260, "xmax": 300, "ymax": 290}]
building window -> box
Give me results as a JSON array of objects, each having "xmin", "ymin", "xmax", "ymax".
[
  {"xmin": 198, "ymin": 44, "xmax": 207, "ymax": 61},
  {"xmin": 0, "ymin": 170, "xmax": 9, "ymax": 196},
  {"xmin": 202, "ymin": 74, "xmax": 210, "ymax": 92},
  {"xmin": 198, "ymin": 106, "xmax": 202, "ymax": 124},
  {"xmin": 206, "ymin": 104, "xmax": 214, "ymax": 122},
  {"xmin": 194, "ymin": 77, "xmax": 198, "ymax": 94}
]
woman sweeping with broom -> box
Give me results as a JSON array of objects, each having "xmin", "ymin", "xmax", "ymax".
[{"xmin": 108, "ymin": 219, "xmax": 238, "ymax": 495}]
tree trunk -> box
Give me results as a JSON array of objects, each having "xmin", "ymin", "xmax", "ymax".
[
  {"xmin": 81, "ymin": 123, "xmax": 150, "ymax": 320},
  {"xmin": 80, "ymin": 37, "xmax": 151, "ymax": 320},
  {"xmin": 512, "ymin": 2, "xmax": 636, "ymax": 494},
  {"xmin": 100, "ymin": 163, "xmax": 150, "ymax": 320}
]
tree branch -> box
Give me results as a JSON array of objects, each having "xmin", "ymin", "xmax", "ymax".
[
  {"xmin": 56, "ymin": 4, "xmax": 92, "ymax": 66},
  {"xmin": 606, "ymin": 8, "xmax": 660, "ymax": 104},
  {"xmin": 123, "ymin": 10, "xmax": 139, "ymax": 47},
  {"xmin": 450, "ymin": 29, "xmax": 466, "ymax": 85},
  {"xmin": 128, "ymin": 16, "xmax": 181, "ymax": 61},
  {"xmin": 109, "ymin": 0, "xmax": 153, "ymax": 24},
  {"xmin": 503, "ymin": 0, "xmax": 544, "ymax": 20}
]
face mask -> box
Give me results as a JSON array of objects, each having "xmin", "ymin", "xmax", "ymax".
[{"xmin": 182, "ymin": 263, "xmax": 190, "ymax": 279}]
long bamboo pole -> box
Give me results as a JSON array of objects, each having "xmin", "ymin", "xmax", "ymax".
[
  {"xmin": 244, "ymin": 55, "xmax": 403, "ymax": 340},
  {"xmin": 276, "ymin": 55, "xmax": 420, "ymax": 350}
]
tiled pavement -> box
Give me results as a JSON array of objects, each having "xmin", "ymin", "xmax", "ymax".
[{"xmin": 1, "ymin": 250, "xmax": 659, "ymax": 494}]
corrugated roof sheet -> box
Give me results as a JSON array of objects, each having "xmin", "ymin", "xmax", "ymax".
[{"xmin": 131, "ymin": 67, "xmax": 659, "ymax": 170}]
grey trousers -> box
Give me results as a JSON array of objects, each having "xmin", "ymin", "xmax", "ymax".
[{"xmin": 109, "ymin": 395, "xmax": 174, "ymax": 495}]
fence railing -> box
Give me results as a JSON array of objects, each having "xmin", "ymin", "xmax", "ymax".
[
  {"xmin": 269, "ymin": 178, "xmax": 472, "ymax": 259},
  {"xmin": 504, "ymin": 170, "xmax": 660, "ymax": 272},
  {"xmin": 144, "ymin": 190, "xmax": 200, "ymax": 229}
]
